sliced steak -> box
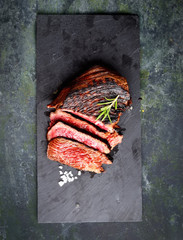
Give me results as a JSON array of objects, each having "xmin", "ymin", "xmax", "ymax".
[
  {"xmin": 49, "ymin": 109, "xmax": 123, "ymax": 149},
  {"xmin": 107, "ymin": 131, "xmax": 123, "ymax": 149},
  {"xmin": 47, "ymin": 121, "xmax": 110, "ymax": 154},
  {"xmin": 61, "ymin": 109, "xmax": 116, "ymax": 133},
  {"xmin": 47, "ymin": 137, "xmax": 112, "ymax": 173},
  {"xmin": 47, "ymin": 65, "xmax": 132, "ymax": 130},
  {"xmin": 46, "ymin": 65, "xmax": 132, "ymax": 173}
]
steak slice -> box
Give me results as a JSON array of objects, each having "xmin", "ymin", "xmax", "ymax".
[
  {"xmin": 47, "ymin": 137, "xmax": 112, "ymax": 173},
  {"xmin": 61, "ymin": 109, "xmax": 117, "ymax": 133},
  {"xmin": 106, "ymin": 131, "xmax": 123, "ymax": 149},
  {"xmin": 49, "ymin": 109, "xmax": 123, "ymax": 149},
  {"xmin": 47, "ymin": 121, "xmax": 110, "ymax": 154},
  {"xmin": 47, "ymin": 65, "xmax": 132, "ymax": 130}
]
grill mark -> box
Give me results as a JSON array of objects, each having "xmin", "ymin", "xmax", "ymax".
[
  {"xmin": 64, "ymin": 93, "xmax": 130, "ymax": 106},
  {"xmin": 63, "ymin": 91, "xmax": 129, "ymax": 111},
  {"xmin": 68, "ymin": 82, "xmax": 129, "ymax": 98},
  {"xmin": 64, "ymin": 95, "xmax": 129, "ymax": 107},
  {"xmin": 63, "ymin": 102, "xmax": 128, "ymax": 115},
  {"xmin": 64, "ymin": 90, "xmax": 130, "ymax": 111},
  {"xmin": 63, "ymin": 100, "xmax": 127, "ymax": 123},
  {"xmin": 68, "ymin": 82, "xmax": 123, "ymax": 93}
]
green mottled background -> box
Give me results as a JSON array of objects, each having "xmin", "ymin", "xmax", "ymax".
[{"xmin": 0, "ymin": 0, "xmax": 183, "ymax": 239}]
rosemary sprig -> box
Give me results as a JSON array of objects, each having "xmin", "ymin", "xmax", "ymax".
[{"xmin": 96, "ymin": 95, "xmax": 119, "ymax": 123}]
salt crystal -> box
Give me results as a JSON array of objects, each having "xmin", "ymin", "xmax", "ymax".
[
  {"xmin": 58, "ymin": 181, "xmax": 65, "ymax": 187},
  {"xmin": 68, "ymin": 171, "xmax": 73, "ymax": 177},
  {"xmin": 60, "ymin": 175, "xmax": 67, "ymax": 183},
  {"xmin": 69, "ymin": 177, "xmax": 74, "ymax": 182}
]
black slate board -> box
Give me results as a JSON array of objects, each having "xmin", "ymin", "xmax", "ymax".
[{"xmin": 36, "ymin": 14, "xmax": 141, "ymax": 223}]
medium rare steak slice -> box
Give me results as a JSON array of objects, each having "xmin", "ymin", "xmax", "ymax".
[
  {"xmin": 47, "ymin": 65, "xmax": 131, "ymax": 131},
  {"xmin": 47, "ymin": 137, "xmax": 112, "ymax": 173},
  {"xmin": 47, "ymin": 121, "xmax": 110, "ymax": 154},
  {"xmin": 106, "ymin": 131, "xmax": 123, "ymax": 149},
  {"xmin": 61, "ymin": 109, "xmax": 117, "ymax": 133},
  {"xmin": 49, "ymin": 110, "xmax": 123, "ymax": 149}
]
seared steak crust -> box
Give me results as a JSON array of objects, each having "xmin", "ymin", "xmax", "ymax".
[{"xmin": 47, "ymin": 65, "xmax": 131, "ymax": 126}]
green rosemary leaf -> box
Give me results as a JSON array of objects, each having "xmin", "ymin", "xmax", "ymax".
[
  {"xmin": 96, "ymin": 111, "xmax": 105, "ymax": 120},
  {"xmin": 97, "ymin": 102, "xmax": 112, "ymax": 105},
  {"xmin": 115, "ymin": 100, "xmax": 117, "ymax": 109},
  {"xmin": 107, "ymin": 112, "xmax": 112, "ymax": 123},
  {"xmin": 96, "ymin": 95, "xmax": 119, "ymax": 122},
  {"xmin": 102, "ymin": 111, "xmax": 108, "ymax": 121},
  {"xmin": 100, "ymin": 106, "xmax": 109, "ymax": 111},
  {"xmin": 105, "ymin": 97, "xmax": 115, "ymax": 101}
]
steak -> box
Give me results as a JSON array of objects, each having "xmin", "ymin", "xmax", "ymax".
[
  {"xmin": 46, "ymin": 65, "xmax": 132, "ymax": 173},
  {"xmin": 49, "ymin": 110, "xmax": 123, "ymax": 149},
  {"xmin": 47, "ymin": 137, "xmax": 112, "ymax": 173},
  {"xmin": 47, "ymin": 65, "xmax": 131, "ymax": 132},
  {"xmin": 47, "ymin": 121, "xmax": 110, "ymax": 154}
]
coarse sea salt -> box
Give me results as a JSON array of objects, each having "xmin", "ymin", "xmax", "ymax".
[
  {"xmin": 58, "ymin": 166, "xmax": 82, "ymax": 187},
  {"xmin": 58, "ymin": 181, "xmax": 65, "ymax": 187}
]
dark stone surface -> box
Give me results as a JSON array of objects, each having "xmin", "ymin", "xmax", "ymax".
[
  {"xmin": 37, "ymin": 15, "xmax": 141, "ymax": 223},
  {"xmin": 0, "ymin": 0, "xmax": 183, "ymax": 239}
]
